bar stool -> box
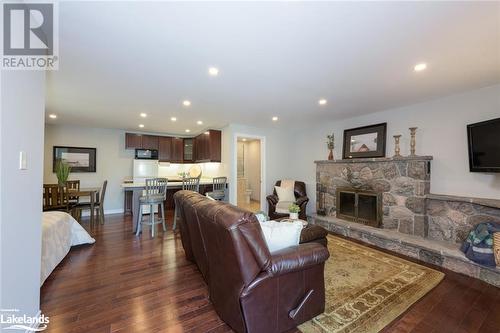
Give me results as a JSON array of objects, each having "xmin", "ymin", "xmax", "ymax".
[
  {"xmin": 136, "ymin": 178, "xmax": 167, "ymax": 237},
  {"xmin": 173, "ymin": 176, "xmax": 201, "ymax": 231},
  {"xmin": 206, "ymin": 177, "xmax": 227, "ymax": 201}
]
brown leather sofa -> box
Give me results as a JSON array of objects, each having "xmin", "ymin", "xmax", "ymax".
[
  {"xmin": 174, "ymin": 190, "xmax": 330, "ymax": 333},
  {"xmin": 267, "ymin": 180, "xmax": 309, "ymax": 220}
]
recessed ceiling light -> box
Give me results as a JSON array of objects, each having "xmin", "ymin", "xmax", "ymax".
[
  {"xmin": 242, "ymin": 138, "xmax": 247, "ymax": 142},
  {"xmin": 197, "ymin": 120, "xmax": 203, "ymax": 125},
  {"xmin": 49, "ymin": 114, "xmax": 57, "ymax": 119},
  {"xmin": 208, "ymin": 67, "xmax": 219, "ymax": 76},
  {"xmin": 318, "ymin": 99, "xmax": 327, "ymax": 105},
  {"xmin": 140, "ymin": 112, "xmax": 147, "ymax": 118},
  {"xmin": 185, "ymin": 129, "xmax": 191, "ymax": 133},
  {"xmin": 170, "ymin": 117, "xmax": 177, "ymax": 122},
  {"xmin": 204, "ymin": 131, "xmax": 210, "ymax": 135},
  {"xmin": 414, "ymin": 63, "xmax": 427, "ymax": 72},
  {"xmin": 139, "ymin": 124, "xmax": 145, "ymax": 128},
  {"xmin": 182, "ymin": 100, "xmax": 191, "ymax": 107},
  {"xmin": 272, "ymin": 116, "xmax": 278, "ymax": 121}
]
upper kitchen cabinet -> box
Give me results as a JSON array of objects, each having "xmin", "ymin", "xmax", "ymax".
[
  {"xmin": 194, "ymin": 130, "xmax": 221, "ymax": 162},
  {"xmin": 125, "ymin": 133, "xmax": 143, "ymax": 149},
  {"xmin": 125, "ymin": 133, "xmax": 158, "ymax": 150},
  {"xmin": 158, "ymin": 136, "xmax": 172, "ymax": 162},
  {"xmin": 183, "ymin": 138, "xmax": 194, "ymax": 162},
  {"xmin": 141, "ymin": 135, "xmax": 159, "ymax": 150},
  {"xmin": 171, "ymin": 137, "xmax": 184, "ymax": 163}
]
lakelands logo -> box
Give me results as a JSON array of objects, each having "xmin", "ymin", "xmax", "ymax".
[
  {"xmin": 1, "ymin": 1, "xmax": 58, "ymax": 70},
  {"xmin": 1, "ymin": 309, "xmax": 49, "ymax": 331}
]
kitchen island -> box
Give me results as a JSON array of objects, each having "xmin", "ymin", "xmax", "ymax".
[{"xmin": 122, "ymin": 178, "xmax": 227, "ymax": 230}]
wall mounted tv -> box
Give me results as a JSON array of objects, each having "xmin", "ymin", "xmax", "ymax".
[{"xmin": 467, "ymin": 117, "xmax": 500, "ymax": 173}]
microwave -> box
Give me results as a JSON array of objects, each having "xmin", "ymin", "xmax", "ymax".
[{"xmin": 135, "ymin": 149, "xmax": 158, "ymax": 160}]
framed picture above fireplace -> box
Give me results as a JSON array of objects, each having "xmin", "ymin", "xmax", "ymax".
[{"xmin": 342, "ymin": 123, "xmax": 387, "ymax": 159}]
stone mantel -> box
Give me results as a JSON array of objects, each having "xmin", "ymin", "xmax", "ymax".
[
  {"xmin": 426, "ymin": 193, "xmax": 500, "ymax": 210},
  {"xmin": 315, "ymin": 156, "xmax": 433, "ymax": 164}
]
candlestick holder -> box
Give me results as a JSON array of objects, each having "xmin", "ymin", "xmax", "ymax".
[
  {"xmin": 393, "ymin": 135, "xmax": 402, "ymax": 158},
  {"xmin": 409, "ymin": 127, "xmax": 418, "ymax": 156}
]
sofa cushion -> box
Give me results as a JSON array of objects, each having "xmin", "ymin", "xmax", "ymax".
[
  {"xmin": 275, "ymin": 186, "xmax": 295, "ymax": 202},
  {"xmin": 259, "ymin": 220, "xmax": 303, "ymax": 253},
  {"xmin": 275, "ymin": 201, "xmax": 294, "ymax": 214}
]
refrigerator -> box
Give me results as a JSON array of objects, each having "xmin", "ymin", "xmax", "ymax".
[{"xmin": 133, "ymin": 159, "xmax": 159, "ymax": 214}]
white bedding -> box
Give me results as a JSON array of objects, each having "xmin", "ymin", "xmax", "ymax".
[{"xmin": 41, "ymin": 211, "xmax": 95, "ymax": 285}]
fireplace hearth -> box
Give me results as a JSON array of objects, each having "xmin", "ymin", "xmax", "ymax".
[{"xmin": 336, "ymin": 188, "xmax": 381, "ymax": 227}]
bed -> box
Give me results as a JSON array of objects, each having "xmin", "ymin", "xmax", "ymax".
[{"xmin": 41, "ymin": 211, "xmax": 95, "ymax": 285}]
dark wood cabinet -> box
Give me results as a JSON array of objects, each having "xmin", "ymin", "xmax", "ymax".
[
  {"xmin": 194, "ymin": 130, "xmax": 221, "ymax": 162},
  {"xmin": 126, "ymin": 130, "xmax": 221, "ymax": 163},
  {"xmin": 125, "ymin": 133, "xmax": 143, "ymax": 149},
  {"xmin": 171, "ymin": 137, "xmax": 184, "ymax": 163},
  {"xmin": 158, "ymin": 136, "xmax": 172, "ymax": 162},
  {"xmin": 141, "ymin": 135, "xmax": 159, "ymax": 150}
]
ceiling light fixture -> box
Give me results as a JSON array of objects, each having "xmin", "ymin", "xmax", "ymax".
[
  {"xmin": 208, "ymin": 67, "xmax": 219, "ymax": 76},
  {"xmin": 170, "ymin": 117, "xmax": 177, "ymax": 122},
  {"xmin": 49, "ymin": 114, "xmax": 57, "ymax": 119},
  {"xmin": 197, "ymin": 120, "xmax": 203, "ymax": 125},
  {"xmin": 414, "ymin": 63, "xmax": 427, "ymax": 72},
  {"xmin": 242, "ymin": 138, "xmax": 247, "ymax": 142},
  {"xmin": 139, "ymin": 124, "xmax": 145, "ymax": 128},
  {"xmin": 185, "ymin": 129, "xmax": 191, "ymax": 133},
  {"xmin": 272, "ymin": 116, "xmax": 278, "ymax": 121},
  {"xmin": 204, "ymin": 131, "xmax": 210, "ymax": 135},
  {"xmin": 182, "ymin": 100, "xmax": 191, "ymax": 107},
  {"xmin": 318, "ymin": 99, "xmax": 327, "ymax": 105},
  {"xmin": 140, "ymin": 112, "xmax": 147, "ymax": 118}
]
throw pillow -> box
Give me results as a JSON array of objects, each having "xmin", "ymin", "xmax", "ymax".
[
  {"xmin": 259, "ymin": 220, "xmax": 303, "ymax": 253},
  {"xmin": 275, "ymin": 186, "xmax": 295, "ymax": 203}
]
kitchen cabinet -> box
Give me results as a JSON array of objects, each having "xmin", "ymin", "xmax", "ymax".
[
  {"xmin": 194, "ymin": 130, "xmax": 221, "ymax": 162},
  {"xmin": 171, "ymin": 137, "xmax": 184, "ymax": 163},
  {"xmin": 141, "ymin": 135, "xmax": 159, "ymax": 150},
  {"xmin": 183, "ymin": 138, "xmax": 194, "ymax": 162},
  {"xmin": 158, "ymin": 136, "xmax": 172, "ymax": 162},
  {"xmin": 125, "ymin": 133, "xmax": 143, "ymax": 149}
]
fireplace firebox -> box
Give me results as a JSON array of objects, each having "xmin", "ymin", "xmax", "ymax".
[{"xmin": 336, "ymin": 188, "xmax": 382, "ymax": 227}]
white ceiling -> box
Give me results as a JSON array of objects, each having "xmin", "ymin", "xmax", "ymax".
[{"xmin": 46, "ymin": 1, "xmax": 500, "ymax": 135}]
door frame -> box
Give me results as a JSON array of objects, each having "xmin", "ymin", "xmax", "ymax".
[{"xmin": 232, "ymin": 133, "xmax": 266, "ymax": 211}]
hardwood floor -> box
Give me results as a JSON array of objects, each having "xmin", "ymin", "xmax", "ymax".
[{"xmin": 41, "ymin": 213, "xmax": 500, "ymax": 333}]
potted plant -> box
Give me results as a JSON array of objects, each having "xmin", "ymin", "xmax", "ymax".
[
  {"xmin": 55, "ymin": 159, "xmax": 71, "ymax": 186},
  {"xmin": 289, "ymin": 203, "xmax": 300, "ymax": 220},
  {"xmin": 326, "ymin": 133, "xmax": 335, "ymax": 160}
]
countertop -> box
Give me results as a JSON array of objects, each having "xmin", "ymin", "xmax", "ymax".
[{"xmin": 122, "ymin": 177, "xmax": 219, "ymax": 189}]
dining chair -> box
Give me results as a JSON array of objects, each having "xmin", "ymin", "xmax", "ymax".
[
  {"xmin": 206, "ymin": 177, "xmax": 227, "ymax": 201},
  {"xmin": 43, "ymin": 184, "xmax": 70, "ymax": 212},
  {"xmin": 173, "ymin": 176, "xmax": 201, "ymax": 231},
  {"xmin": 136, "ymin": 178, "xmax": 168, "ymax": 237},
  {"xmin": 74, "ymin": 180, "xmax": 108, "ymax": 225},
  {"xmin": 66, "ymin": 180, "xmax": 80, "ymax": 205}
]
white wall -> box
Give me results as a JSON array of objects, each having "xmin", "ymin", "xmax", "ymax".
[
  {"xmin": 0, "ymin": 71, "xmax": 45, "ymax": 324},
  {"xmin": 290, "ymin": 84, "xmax": 500, "ymax": 214},
  {"xmin": 224, "ymin": 124, "xmax": 294, "ymax": 208},
  {"xmin": 44, "ymin": 125, "xmax": 134, "ymax": 213},
  {"xmin": 44, "ymin": 124, "xmax": 228, "ymax": 212}
]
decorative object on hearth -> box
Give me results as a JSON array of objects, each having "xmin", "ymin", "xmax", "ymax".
[
  {"xmin": 53, "ymin": 146, "xmax": 96, "ymax": 173},
  {"xmin": 289, "ymin": 203, "xmax": 300, "ymax": 220},
  {"xmin": 342, "ymin": 123, "xmax": 387, "ymax": 159},
  {"xmin": 393, "ymin": 134, "xmax": 402, "ymax": 157},
  {"xmin": 299, "ymin": 235, "xmax": 444, "ymax": 333},
  {"xmin": 317, "ymin": 185, "xmax": 326, "ymax": 216},
  {"xmin": 326, "ymin": 133, "xmax": 335, "ymax": 160},
  {"xmin": 409, "ymin": 127, "xmax": 418, "ymax": 156}
]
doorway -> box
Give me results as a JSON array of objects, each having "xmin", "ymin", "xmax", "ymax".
[{"xmin": 235, "ymin": 136, "xmax": 263, "ymax": 212}]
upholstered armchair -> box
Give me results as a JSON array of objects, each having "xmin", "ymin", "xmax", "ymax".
[{"xmin": 267, "ymin": 180, "xmax": 309, "ymax": 220}]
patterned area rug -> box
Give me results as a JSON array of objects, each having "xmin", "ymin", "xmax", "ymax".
[{"xmin": 299, "ymin": 235, "xmax": 444, "ymax": 333}]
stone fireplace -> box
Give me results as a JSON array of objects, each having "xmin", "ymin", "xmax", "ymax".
[{"xmin": 316, "ymin": 156, "xmax": 432, "ymax": 236}]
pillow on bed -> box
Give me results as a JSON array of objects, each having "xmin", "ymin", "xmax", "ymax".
[{"xmin": 259, "ymin": 220, "xmax": 303, "ymax": 253}]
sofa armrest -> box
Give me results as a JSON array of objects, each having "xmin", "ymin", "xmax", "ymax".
[
  {"xmin": 296, "ymin": 195, "xmax": 309, "ymax": 207},
  {"xmin": 266, "ymin": 194, "xmax": 279, "ymax": 206},
  {"xmin": 268, "ymin": 243, "xmax": 329, "ymax": 276}
]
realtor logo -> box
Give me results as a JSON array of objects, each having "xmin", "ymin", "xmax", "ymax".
[{"xmin": 2, "ymin": 2, "xmax": 58, "ymax": 70}]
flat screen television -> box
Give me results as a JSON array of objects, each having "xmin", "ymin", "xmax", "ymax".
[{"xmin": 467, "ymin": 117, "xmax": 500, "ymax": 173}]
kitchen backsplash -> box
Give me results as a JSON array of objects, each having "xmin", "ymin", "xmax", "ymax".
[{"xmin": 158, "ymin": 162, "xmax": 226, "ymax": 178}]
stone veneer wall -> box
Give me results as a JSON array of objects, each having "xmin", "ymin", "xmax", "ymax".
[
  {"xmin": 426, "ymin": 194, "xmax": 500, "ymax": 244},
  {"xmin": 316, "ymin": 156, "xmax": 432, "ymax": 237}
]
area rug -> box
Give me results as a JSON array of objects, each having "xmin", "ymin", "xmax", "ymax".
[{"xmin": 299, "ymin": 235, "xmax": 444, "ymax": 333}]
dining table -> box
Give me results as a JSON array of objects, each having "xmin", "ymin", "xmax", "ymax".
[{"xmin": 69, "ymin": 187, "xmax": 101, "ymax": 226}]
